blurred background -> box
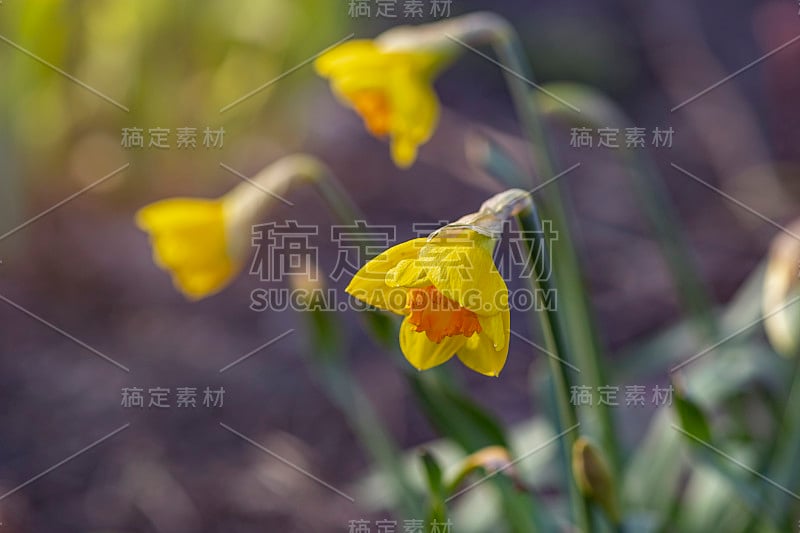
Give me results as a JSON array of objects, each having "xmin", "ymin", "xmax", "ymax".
[{"xmin": 0, "ymin": 0, "xmax": 798, "ymax": 531}]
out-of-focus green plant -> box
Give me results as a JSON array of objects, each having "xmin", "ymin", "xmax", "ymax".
[
  {"xmin": 534, "ymin": 82, "xmax": 718, "ymax": 343},
  {"xmin": 514, "ymin": 193, "xmax": 594, "ymax": 531},
  {"xmin": 420, "ymin": 450, "xmax": 448, "ymax": 527},
  {"xmin": 446, "ymin": 13, "xmax": 623, "ymax": 481},
  {"xmin": 0, "ymin": 0, "xmax": 346, "ymax": 232},
  {"xmin": 299, "ymin": 294, "xmax": 422, "ymax": 520},
  {"xmin": 436, "ymin": 445, "xmax": 551, "ymax": 533}
]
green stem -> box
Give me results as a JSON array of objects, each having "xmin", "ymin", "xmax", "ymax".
[
  {"xmin": 532, "ymin": 82, "xmax": 718, "ymax": 344},
  {"xmin": 491, "ymin": 27, "xmax": 621, "ymax": 478},
  {"xmin": 751, "ymin": 354, "xmax": 800, "ymax": 530},
  {"xmin": 305, "ymin": 311, "xmax": 421, "ymax": 519},
  {"xmin": 266, "ymin": 156, "xmax": 421, "ymax": 517},
  {"xmin": 517, "ymin": 204, "xmax": 592, "ymax": 533},
  {"xmin": 225, "ymin": 154, "xmax": 363, "ymax": 238},
  {"xmin": 621, "ymin": 149, "xmax": 718, "ymax": 342}
]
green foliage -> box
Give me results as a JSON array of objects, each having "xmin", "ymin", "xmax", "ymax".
[{"xmin": 409, "ymin": 371, "xmax": 509, "ymax": 453}]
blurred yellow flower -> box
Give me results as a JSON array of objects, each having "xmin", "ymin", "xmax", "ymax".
[
  {"xmin": 763, "ymin": 219, "xmax": 800, "ymax": 357},
  {"xmin": 136, "ymin": 198, "xmax": 242, "ymax": 300},
  {"xmin": 314, "ymin": 39, "xmax": 451, "ymax": 168},
  {"xmin": 136, "ymin": 155, "xmax": 336, "ymax": 300},
  {"xmin": 346, "ymin": 229, "xmax": 509, "ymax": 376}
]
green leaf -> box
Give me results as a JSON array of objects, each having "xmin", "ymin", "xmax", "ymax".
[
  {"xmin": 420, "ymin": 450, "xmax": 445, "ymax": 496},
  {"xmin": 363, "ymin": 309, "xmax": 397, "ymax": 348},
  {"xmin": 409, "ymin": 371, "xmax": 509, "ymax": 453},
  {"xmin": 419, "ymin": 450, "xmax": 448, "ymax": 529},
  {"xmin": 674, "ymin": 390, "xmax": 713, "ymax": 444}
]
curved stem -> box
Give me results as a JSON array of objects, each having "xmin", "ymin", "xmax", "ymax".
[
  {"xmin": 444, "ymin": 10, "xmax": 622, "ymax": 484},
  {"xmin": 235, "ymin": 155, "xmax": 421, "ymax": 516},
  {"xmin": 224, "ymin": 154, "xmax": 362, "ymax": 230},
  {"xmin": 434, "ymin": 13, "xmax": 619, "ymax": 528},
  {"xmin": 494, "ymin": 26, "xmax": 622, "ymax": 476},
  {"xmin": 517, "ymin": 204, "xmax": 592, "ymax": 533}
]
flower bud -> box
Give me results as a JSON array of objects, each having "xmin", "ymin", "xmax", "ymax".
[
  {"xmin": 572, "ymin": 437, "xmax": 620, "ymax": 524},
  {"xmin": 762, "ymin": 219, "xmax": 800, "ymax": 357}
]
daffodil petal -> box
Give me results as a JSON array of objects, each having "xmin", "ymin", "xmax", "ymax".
[
  {"xmin": 173, "ymin": 263, "xmax": 238, "ymax": 301},
  {"xmin": 421, "ymin": 237, "xmax": 508, "ymax": 316},
  {"xmin": 136, "ymin": 198, "xmax": 223, "ymax": 231},
  {"xmin": 346, "ymin": 238, "xmax": 427, "ymax": 314},
  {"xmin": 478, "ymin": 311, "xmax": 508, "ymax": 352},
  {"xmin": 457, "ymin": 310, "xmax": 510, "ymax": 377},
  {"xmin": 390, "ymin": 69, "xmax": 439, "ymax": 141},
  {"xmin": 399, "ymin": 316, "xmax": 466, "ymax": 371},
  {"xmin": 390, "ymin": 137, "xmax": 418, "ymax": 169},
  {"xmin": 330, "ymin": 70, "xmax": 393, "ymax": 100},
  {"xmin": 386, "ymin": 68, "xmax": 439, "ymax": 167},
  {"xmin": 136, "ymin": 197, "xmax": 240, "ymax": 300},
  {"xmin": 385, "ymin": 258, "xmax": 429, "ymax": 288},
  {"xmin": 314, "ymin": 40, "xmax": 384, "ymax": 75},
  {"xmin": 149, "ymin": 232, "xmax": 224, "ymax": 269}
]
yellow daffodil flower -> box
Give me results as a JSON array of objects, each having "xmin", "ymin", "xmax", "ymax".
[
  {"xmin": 346, "ymin": 228, "xmax": 510, "ymax": 376},
  {"xmin": 136, "ymin": 197, "xmax": 244, "ymax": 300},
  {"xmin": 314, "ymin": 37, "xmax": 454, "ymax": 168},
  {"xmin": 136, "ymin": 155, "xmax": 332, "ymax": 300}
]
